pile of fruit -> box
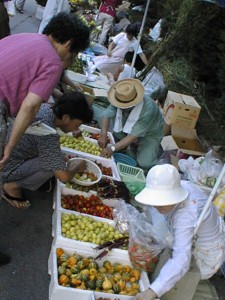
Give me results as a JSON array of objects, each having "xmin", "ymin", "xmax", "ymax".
[
  {"xmin": 61, "ymin": 194, "xmax": 113, "ymax": 219},
  {"xmin": 60, "ymin": 135, "xmax": 102, "ymax": 157},
  {"xmin": 95, "ymin": 162, "xmax": 112, "ymax": 177},
  {"xmin": 65, "ymin": 182, "xmax": 97, "ymax": 192},
  {"xmin": 74, "ymin": 171, "xmax": 98, "ymax": 183},
  {"xmin": 57, "ymin": 248, "xmax": 141, "ymax": 296},
  {"xmin": 61, "ymin": 213, "xmax": 128, "ymax": 246}
]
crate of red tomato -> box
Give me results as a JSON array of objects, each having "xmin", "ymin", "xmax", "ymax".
[{"xmin": 61, "ymin": 192, "xmax": 113, "ymax": 220}]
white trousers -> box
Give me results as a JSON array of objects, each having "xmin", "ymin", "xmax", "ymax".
[{"xmin": 96, "ymin": 12, "xmax": 114, "ymax": 45}]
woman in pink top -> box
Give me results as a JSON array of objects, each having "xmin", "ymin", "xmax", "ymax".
[{"xmin": 0, "ymin": 12, "xmax": 89, "ymax": 266}]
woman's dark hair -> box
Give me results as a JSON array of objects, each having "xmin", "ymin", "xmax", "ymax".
[
  {"xmin": 53, "ymin": 91, "xmax": 93, "ymax": 123},
  {"xmin": 125, "ymin": 24, "xmax": 138, "ymax": 37},
  {"xmin": 43, "ymin": 12, "xmax": 90, "ymax": 53},
  {"xmin": 124, "ymin": 51, "xmax": 135, "ymax": 63}
]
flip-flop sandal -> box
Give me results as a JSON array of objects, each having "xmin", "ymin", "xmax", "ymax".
[{"xmin": 2, "ymin": 191, "xmax": 30, "ymax": 209}]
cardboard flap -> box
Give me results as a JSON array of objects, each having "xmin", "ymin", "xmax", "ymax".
[
  {"xmin": 167, "ymin": 91, "xmax": 200, "ymax": 108},
  {"xmin": 171, "ymin": 125, "xmax": 197, "ymax": 139}
]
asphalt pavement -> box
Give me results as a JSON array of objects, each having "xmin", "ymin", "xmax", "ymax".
[{"xmin": 0, "ymin": 2, "xmax": 52, "ymax": 300}]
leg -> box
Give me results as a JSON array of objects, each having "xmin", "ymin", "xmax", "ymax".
[
  {"xmin": 98, "ymin": 13, "xmax": 114, "ymax": 45},
  {"xmin": 136, "ymin": 138, "xmax": 161, "ymax": 172},
  {"xmin": 14, "ymin": 0, "xmax": 25, "ymax": 12},
  {"xmin": 4, "ymin": 157, "xmax": 54, "ymax": 192}
]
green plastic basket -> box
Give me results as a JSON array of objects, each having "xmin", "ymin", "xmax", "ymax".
[{"xmin": 117, "ymin": 162, "xmax": 146, "ymax": 195}]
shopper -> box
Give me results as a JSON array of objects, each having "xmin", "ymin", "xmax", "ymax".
[
  {"xmin": 38, "ymin": 0, "xmax": 70, "ymax": 34},
  {"xmin": 14, "ymin": 0, "xmax": 26, "ymax": 13},
  {"xmin": 134, "ymin": 164, "xmax": 225, "ymax": 300},
  {"xmin": 0, "ymin": 12, "xmax": 89, "ymax": 265},
  {"xmin": 94, "ymin": 24, "xmax": 148, "ymax": 75},
  {"xmin": 98, "ymin": 79, "xmax": 163, "ymax": 170},
  {"xmin": 2, "ymin": 91, "xmax": 93, "ymax": 209},
  {"xmin": 95, "ymin": 0, "xmax": 122, "ymax": 45}
]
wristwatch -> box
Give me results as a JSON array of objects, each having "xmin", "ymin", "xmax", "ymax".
[{"xmin": 110, "ymin": 145, "xmax": 116, "ymax": 152}]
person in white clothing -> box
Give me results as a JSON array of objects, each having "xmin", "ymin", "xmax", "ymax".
[
  {"xmin": 134, "ymin": 164, "xmax": 225, "ymax": 300},
  {"xmin": 38, "ymin": 0, "xmax": 70, "ymax": 34},
  {"xmin": 94, "ymin": 24, "xmax": 147, "ymax": 75},
  {"xmin": 107, "ymin": 51, "xmax": 136, "ymax": 85},
  {"xmin": 14, "ymin": 0, "xmax": 26, "ymax": 14}
]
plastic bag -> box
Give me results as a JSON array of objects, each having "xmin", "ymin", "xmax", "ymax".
[
  {"xmin": 178, "ymin": 150, "xmax": 225, "ymax": 188},
  {"xmin": 149, "ymin": 19, "xmax": 162, "ymax": 42},
  {"xmin": 6, "ymin": 0, "xmax": 16, "ymax": 17},
  {"xmin": 128, "ymin": 214, "xmax": 166, "ymax": 273},
  {"xmin": 141, "ymin": 67, "xmax": 166, "ymax": 100}
]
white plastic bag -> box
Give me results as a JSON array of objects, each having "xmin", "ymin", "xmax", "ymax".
[{"xmin": 6, "ymin": 0, "xmax": 16, "ymax": 17}]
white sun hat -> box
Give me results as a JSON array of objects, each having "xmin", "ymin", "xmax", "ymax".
[{"xmin": 135, "ymin": 164, "xmax": 188, "ymax": 206}]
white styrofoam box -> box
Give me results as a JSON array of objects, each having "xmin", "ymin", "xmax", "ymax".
[
  {"xmin": 80, "ymin": 124, "xmax": 115, "ymax": 145},
  {"xmin": 52, "ymin": 208, "xmax": 128, "ymax": 257},
  {"xmin": 62, "ymin": 148, "xmax": 120, "ymax": 180},
  {"xmin": 49, "ymin": 245, "xmax": 150, "ymax": 300}
]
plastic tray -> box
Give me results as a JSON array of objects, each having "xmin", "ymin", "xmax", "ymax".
[
  {"xmin": 117, "ymin": 163, "xmax": 146, "ymax": 196},
  {"xmin": 113, "ymin": 153, "xmax": 137, "ymax": 167},
  {"xmin": 49, "ymin": 245, "xmax": 150, "ymax": 300},
  {"xmin": 80, "ymin": 124, "xmax": 115, "ymax": 145},
  {"xmin": 52, "ymin": 208, "xmax": 128, "ymax": 257}
]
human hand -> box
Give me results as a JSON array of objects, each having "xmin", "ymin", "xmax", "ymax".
[
  {"xmin": 107, "ymin": 50, "xmax": 112, "ymax": 57},
  {"xmin": 100, "ymin": 147, "xmax": 113, "ymax": 158},
  {"xmin": 68, "ymin": 160, "xmax": 87, "ymax": 173},
  {"xmin": 73, "ymin": 83, "xmax": 83, "ymax": 92},
  {"xmin": 98, "ymin": 134, "xmax": 108, "ymax": 149},
  {"xmin": 134, "ymin": 288, "xmax": 158, "ymax": 300},
  {"xmin": 0, "ymin": 144, "xmax": 12, "ymax": 171},
  {"xmin": 72, "ymin": 129, "xmax": 82, "ymax": 138}
]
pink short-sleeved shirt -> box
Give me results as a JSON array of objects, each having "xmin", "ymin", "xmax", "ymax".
[{"xmin": 0, "ymin": 33, "xmax": 63, "ymax": 116}]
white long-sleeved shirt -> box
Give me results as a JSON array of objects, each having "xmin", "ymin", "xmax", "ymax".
[
  {"xmin": 150, "ymin": 181, "xmax": 225, "ymax": 298},
  {"xmin": 38, "ymin": 0, "xmax": 70, "ymax": 34}
]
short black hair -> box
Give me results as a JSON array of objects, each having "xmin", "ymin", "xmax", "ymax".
[
  {"xmin": 126, "ymin": 24, "xmax": 138, "ymax": 37},
  {"xmin": 53, "ymin": 91, "xmax": 93, "ymax": 123},
  {"xmin": 43, "ymin": 12, "xmax": 90, "ymax": 53},
  {"xmin": 124, "ymin": 51, "xmax": 134, "ymax": 63}
]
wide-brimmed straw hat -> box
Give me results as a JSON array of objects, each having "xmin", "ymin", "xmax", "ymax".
[
  {"xmin": 135, "ymin": 164, "xmax": 188, "ymax": 206},
  {"xmin": 108, "ymin": 79, "xmax": 145, "ymax": 109}
]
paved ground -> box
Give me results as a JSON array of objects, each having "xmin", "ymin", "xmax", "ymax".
[{"xmin": 1, "ymin": 2, "xmax": 225, "ymax": 299}]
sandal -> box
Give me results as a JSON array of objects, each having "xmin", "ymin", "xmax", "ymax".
[{"xmin": 2, "ymin": 190, "xmax": 30, "ymax": 209}]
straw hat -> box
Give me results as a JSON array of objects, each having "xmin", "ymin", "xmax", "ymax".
[
  {"xmin": 135, "ymin": 164, "xmax": 188, "ymax": 206},
  {"xmin": 108, "ymin": 79, "xmax": 145, "ymax": 109}
]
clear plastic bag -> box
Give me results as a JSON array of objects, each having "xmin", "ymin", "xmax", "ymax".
[{"xmin": 128, "ymin": 214, "xmax": 166, "ymax": 273}]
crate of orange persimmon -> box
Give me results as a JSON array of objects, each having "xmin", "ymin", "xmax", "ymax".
[{"xmin": 48, "ymin": 245, "xmax": 150, "ymax": 300}]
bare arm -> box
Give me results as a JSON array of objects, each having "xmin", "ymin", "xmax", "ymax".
[
  {"xmin": 107, "ymin": 41, "xmax": 116, "ymax": 57},
  {"xmin": 139, "ymin": 52, "xmax": 148, "ymax": 65},
  {"xmin": 54, "ymin": 160, "xmax": 86, "ymax": 183},
  {"xmin": 101, "ymin": 134, "xmax": 137, "ymax": 158},
  {"xmin": 98, "ymin": 117, "xmax": 110, "ymax": 148},
  {"xmin": 0, "ymin": 93, "xmax": 43, "ymax": 169}
]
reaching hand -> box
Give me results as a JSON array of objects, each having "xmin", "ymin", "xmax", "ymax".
[
  {"xmin": 98, "ymin": 134, "xmax": 108, "ymax": 149},
  {"xmin": 100, "ymin": 147, "xmax": 113, "ymax": 158},
  {"xmin": 134, "ymin": 289, "xmax": 158, "ymax": 300}
]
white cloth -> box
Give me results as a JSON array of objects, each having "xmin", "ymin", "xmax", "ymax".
[
  {"xmin": 150, "ymin": 181, "xmax": 225, "ymax": 298},
  {"xmin": 38, "ymin": 0, "xmax": 70, "ymax": 34},
  {"xmin": 113, "ymin": 100, "xmax": 144, "ymax": 134},
  {"xmin": 93, "ymin": 32, "xmax": 143, "ymax": 75},
  {"xmin": 118, "ymin": 64, "xmax": 136, "ymax": 80}
]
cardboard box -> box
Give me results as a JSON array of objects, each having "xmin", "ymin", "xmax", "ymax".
[
  {"xmin": 62, "ymin": 83, "xmax": 95, "ymax": 106},
  {"xmin": 161, "ymin": 125, "xmax": 206, "ymax": 157},
  {"xmin": 163, "ymin": 91, "xmax": 201, "ymax": 128},
  {"xmin": 49, "ymin": 245, "xmax": 150, "ymax": 300}
]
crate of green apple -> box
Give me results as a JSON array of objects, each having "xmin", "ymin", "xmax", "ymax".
[{"xmin": 52, "ymin": 209, "xmax": 129, "ymax": 253}]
